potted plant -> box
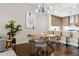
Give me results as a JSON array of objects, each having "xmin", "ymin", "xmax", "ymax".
[{"xmin": 5, "ymin": 20, "xmax": 22, "ymax": 44}]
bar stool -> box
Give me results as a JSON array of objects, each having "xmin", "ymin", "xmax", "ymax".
[
  {"xmin": 72, "ymin": 32, "xmax": 79, "ymax": 48},
  {"xmin": 53, "ymin": 32, "xmax": 61, "ymax": 47},
  {"xmin": 62, "ymin": 32, "xmax": 72, "ymax": 46}
]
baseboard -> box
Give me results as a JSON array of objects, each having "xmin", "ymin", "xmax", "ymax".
[{"xmin": 16, "ymin": 41, "xmax": 28, "ymax": 45}]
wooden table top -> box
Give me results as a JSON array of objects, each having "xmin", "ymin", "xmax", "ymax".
[{"xmin": 31, "ymin": 34, "xmax": 59, "ymax": 38}]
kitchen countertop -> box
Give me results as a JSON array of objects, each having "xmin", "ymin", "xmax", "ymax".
[{"xmin": 50, "ymin": 30, "xmax": 79, "ymax": 32}]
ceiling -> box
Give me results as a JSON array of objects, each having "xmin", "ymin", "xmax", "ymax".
[{"xmin": 28, "ymin": 3, "xmax": 79, "ymax": 17}]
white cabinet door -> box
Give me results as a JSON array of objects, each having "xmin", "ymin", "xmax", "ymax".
[
  {"xmin": 75, "ymin": 15, "xmax": 79, "ymax": 23},
  {"xmin": 70, "ymin": 15, "xmax": 75, "ymax": 25}
]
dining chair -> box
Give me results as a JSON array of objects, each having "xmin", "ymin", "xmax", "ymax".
[
  {"xmin": 32, "ymin": 38, "xmax": 48, "ymax": 56},
  {"xmin": 48, "ymin": 35, "xmax": 60, "ymax": 51}
]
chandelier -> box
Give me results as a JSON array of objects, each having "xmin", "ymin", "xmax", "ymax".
[{"xmin": 35, "ymin": 4, "xmax": 52, "ymax": 14}]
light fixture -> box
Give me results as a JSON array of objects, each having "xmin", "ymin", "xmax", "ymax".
[
  {"xmin": 54, "ymin": 11, "xmax": 57, "ymax": 13},
  {"xmin": 35, "ymin": 4, "xmax": 52, "ymax": 14},
  {"xmin": 73, "ymin": 5, "xmax": 76, "ymax": 8}
]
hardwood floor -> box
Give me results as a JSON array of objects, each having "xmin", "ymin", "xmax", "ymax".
[{"xmin": 12, "ymin": 43, "xmax": 79, "ymax": 56}]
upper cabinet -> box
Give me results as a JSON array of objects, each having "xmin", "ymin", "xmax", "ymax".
[
  {"xmin": 69, "ymin": 14, "xmax": 79, "ymax": 26},
  {"xmin": 74, "ymin": 15, "xmax": 79, "ymax": 26},
  {"xmin": 70, "ymin": 15, "xmax": 75, "ymax": 25},
  {"xmin": 50, "ymin": 14, "xmax": 79, "ymax": 27},
  {"xmin": 62, "ymin": 17, "xmax": 69, "ymax": 26},
  {"xmin": 61, "ymin": 14, "xmax": 79, "ymax": 27},
  {"xmin": 51, "ymin": 15, "xmax": 62, "ymax": 26}
]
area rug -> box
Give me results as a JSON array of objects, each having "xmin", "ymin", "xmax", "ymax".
[{"xmin": 0, "ymin": 49, "xmax": 16, "ymax": 56}]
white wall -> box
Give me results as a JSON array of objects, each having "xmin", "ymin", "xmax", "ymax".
[{"xmin": 0, "ymin": 3, "xmax": 47, "ymax": 44}]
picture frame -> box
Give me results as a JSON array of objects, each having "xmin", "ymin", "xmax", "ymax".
[{"xmin": 25, "ymin": 12, "xmax": 36, "ymax": 29}]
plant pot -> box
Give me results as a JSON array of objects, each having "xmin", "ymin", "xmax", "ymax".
[{"xmin": 12, "ymin": 38, "xmax": 16, "ymax": 44}]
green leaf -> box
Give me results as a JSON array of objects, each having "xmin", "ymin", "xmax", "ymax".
[{"xmin": 5, "ymin": 20, "xmax": 22, "ymax": 37}]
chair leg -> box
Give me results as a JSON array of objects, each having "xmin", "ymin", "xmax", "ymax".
[
  {"xmin": 43, "ymin": 47, "xmax": 46, "ymax": 56},
  {"xmin": 35, "ymin": 47, "xmax": 41, "ymax": 56},
  {"xmin": 35, "ymin": 47, "xmax": 40, "ymax": 56},
  {"xmin": 47, "ymin": 42, "xmax": 54, "ymax": 51},
  {"xmin": 40, "ymin": 47, "xmax": 46, "ymax": 56},
  {"xmin": 35, "ymin": 47, "xmax": 48, "ymax": 56},
  {"xmin": 35, "ymin": 47, "xmax": 37, "ymax": 56},
  {"xmin": 56, "ymin": 39, "xmax": 60, "ymax": 50}
]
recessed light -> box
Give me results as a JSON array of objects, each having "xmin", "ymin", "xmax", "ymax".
[
  {"xmin": 54, "ymin": 11, "xmax": 57, "ymax": 13},
  {"xmin": 40, "ymin": 12, "xmax": 42, "ymax": 14},
  {"xmin": 35, "ymin": 10, "xmax": 38, "ymax": 12},
  {"xmin": 73, "ymin": 5, "xmax": 76, "ymax": 8},
  {"xmin": 49, "ymin": 6, "xmax": 52, "ymax": 9},
  {"xmin": 38, "ymin": 5, "xmax": 41, "ymax": 8},
  {"xmin": 44, "ymin": 8, "xmax": 47, "ymax": 11}
]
